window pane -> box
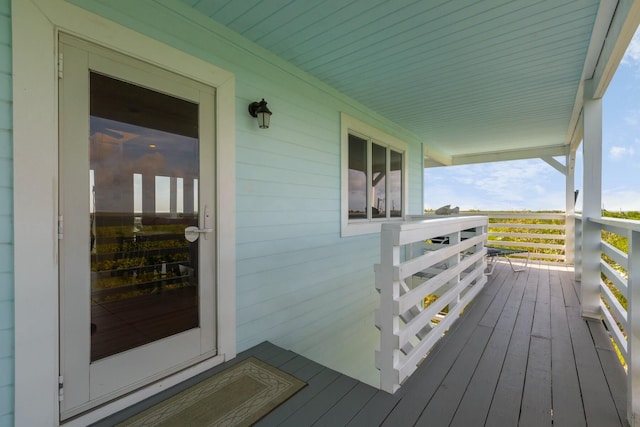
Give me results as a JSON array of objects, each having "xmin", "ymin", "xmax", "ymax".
[
  {"xmin": 372, "ymin": 143, "xmax": 386, "ymax": 218},
  {"xmin": 89, "ymin": 72, "xmax": 199, "ymax": 361},
  {"xmin": 390, "ymin": 150, "xmax": 402, "ymax": 217},
  {"xmin": 348, "ymin": 134, "xmax": 367, "ymax": 219}
]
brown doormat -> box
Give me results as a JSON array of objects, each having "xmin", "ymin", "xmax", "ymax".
[{"xmin": 118, "ymin": 357, "xmax": 306, "ymax": 427}]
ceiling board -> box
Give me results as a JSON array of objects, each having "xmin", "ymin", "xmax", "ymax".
[{"xmin": 183, "ymin": 0, "xmax": 608, "ymax": 158}]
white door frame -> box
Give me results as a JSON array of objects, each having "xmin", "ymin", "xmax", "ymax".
[{"xmin": 12, "ymin": 0, "xmax": 236, "ymax": 425}]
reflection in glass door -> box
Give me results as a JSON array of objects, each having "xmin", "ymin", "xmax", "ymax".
[{"xmin": 89, "ymin": 72, "xmax": 200, "ymax": 361}]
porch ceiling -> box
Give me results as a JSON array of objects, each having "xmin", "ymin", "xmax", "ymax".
[{"xmin": 182, "ymin": 0, "xmax": 625, "ymax": 164}]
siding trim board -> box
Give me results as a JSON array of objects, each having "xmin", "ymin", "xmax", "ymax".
[{"xmin": 0, "ymin": 0, "xmax": 12, "ymax": 425}]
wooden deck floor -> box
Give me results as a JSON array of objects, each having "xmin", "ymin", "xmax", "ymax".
[{"xmin": 98, "ymin": 261, "xmax": 628, "ymax": 426}]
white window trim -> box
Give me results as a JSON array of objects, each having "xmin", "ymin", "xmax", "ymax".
[
  {"xmin": 12, "ymin": 1, "xmax": 236, "ymax": 425},
  {"xmin": 341, "ymin": 112, "xmax": 409, "ymax": 237}
]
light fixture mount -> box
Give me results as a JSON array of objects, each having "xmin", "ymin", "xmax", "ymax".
[{"xmin": 248, "ymin": 98, "xmax": 272, "ymax": 129}]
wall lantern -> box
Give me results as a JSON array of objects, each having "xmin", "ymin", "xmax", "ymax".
[{"xmin": 248, "ymin": 98, "xmax": 272, "ymax": 129}]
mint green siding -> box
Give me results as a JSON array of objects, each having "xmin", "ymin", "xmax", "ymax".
[
  {"xmin": 67, "ymin": 0, "xmax": 424, "ymax": 387},
  {"xmin": 0, "ymin": 0, "xmax": 12, "ymax": 425}
]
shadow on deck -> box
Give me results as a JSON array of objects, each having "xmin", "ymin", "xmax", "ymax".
[{"xmin": 98, "ymin": 261, "xmax": 627, "ymax": 426}]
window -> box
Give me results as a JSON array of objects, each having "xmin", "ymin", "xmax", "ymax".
[{"xmin": 341, "ymin": 113, "xmax": 407, "ymax": 236}]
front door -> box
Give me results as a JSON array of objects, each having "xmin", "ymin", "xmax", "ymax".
[{"xmin": 59, "ymin": 35, "xmax": 217, "ymax": 419}]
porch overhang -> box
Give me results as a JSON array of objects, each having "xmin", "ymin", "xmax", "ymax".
[{"xmin": 178, "ymin": 0, "xmax": 640, "ymax": 165}]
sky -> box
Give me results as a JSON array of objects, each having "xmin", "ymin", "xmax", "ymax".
[{"xmin": 424, "ymin": 27, "xmax": 640, "ymax": 212}]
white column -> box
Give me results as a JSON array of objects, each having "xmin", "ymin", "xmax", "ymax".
[
  {"xmin": 375, "ymin": 226, "xmax": 401, "ymax": 393},
  {"xmin": 629, "ymin": 230, "xmax": 640, "ymax": 425},
  {"xmin": 142, "ymin": 173, "xmax": 156, "ymax": 215},
  {"xmin": 565, "ymin": 150, "xmax": 576, "ymax": 265},
  {"xmin": 581, "ymin": 96, "xmax": 602, "ymax": 319},
  {"xmin": 169, "ymin": 177, "xmax": 177, "ymax": 214}
]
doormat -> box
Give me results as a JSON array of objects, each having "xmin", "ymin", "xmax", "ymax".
[{"xmin": 118, "ymin": 357, "xmax": 306, "ymax": 427}]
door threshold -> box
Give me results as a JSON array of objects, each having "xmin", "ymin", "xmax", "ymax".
[{"xmin": 62, "ymin": 354, "xmax": 226, "ymax": 427}]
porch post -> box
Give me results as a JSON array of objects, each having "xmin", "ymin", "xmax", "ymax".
[
  {"xmin": 580, "ymin": 95, "xmax": 602, "ymax": 319},
  {"xmin": 565, "ymin": 150, "xmax": 576, "ymax": 265}
]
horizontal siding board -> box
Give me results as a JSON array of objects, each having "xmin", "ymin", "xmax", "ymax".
[
  {"xmin": 236, "ymin": 196, "xmax": 338, "ymax": 216},
  {"xmin": 0, "ymin": 130, "xmax": 11, "ymax": 159},
  {"xmin": 282, "ymin": 310, "xmax": 379, "ymax": 388},
  {"xmin": 236, "ymin": 221, "xmax": 339, "ymax": 244},
  {"xmin": 0, "ymin": 330, "xmax": 10, "ymax": 359},
  {"xmin": 239, "ymin": 300, "xmax": 378, "ymax": 376},
  {"xmin": 0, "ymin": 101, "xmax": 10, "ymax": 131},
  {"xmin": 236, "ymin": 239, "xmax": 376, "ymax": 280},
  {"xmin": 0, "ymin": 46, "xmax": 8, "ymax": 76},
  {"xmin": 236, "ymin": 143, "xmax": 337, "ymax": 172},
  {"xmin": 0, "ymin": 159, "xmax": 10, "ymax": 186},
  {"xmin": 237, "ymin": 279, "xmax": 375, "ymax": 329},
  {"xmin": 0, "ymin": 386, "xmax": 12, "ymax": 420},
  {"xmin": 0, "ymin": 301, "xmax": 12, "ymax": 331},
  {"xmin": 0, "ymin": 14, "xmax": 8, "ymax": 43},
  {"xmin": 286, "ymin": 297, "xmax": 377, "ymax": 355},
  {"xmin": 237, "ymin": 280, "xmax": 376, "ymax": 347},
  {"xmin": 235, "ymin": 117, "xmax": 339, "ymax": 157},
  {"xmin": 236, "ymin": 267, "xmax": 374, "ymax": 318},
  {"xmin": 0, "ymin": 244, "xmax": 11, "ymax": 274},
  {"xmin": 0, "ymin": 73, "xmax": 10, "ymax": 102},
  {"xmin": 0, "ymin": 217, "xmax": 10, "ymax": 244},
  {"xmin": 236, "ymin": 232, "xmax": 340, "ymax": 260},
  {"xmin": 236, "ymin": 163, "xmax": 338, "ymax": 189},
  {"xmin": 236, "ymin": 266, "xmax": 373, "ymax": 319},
  {"xmin": 0, "ymin": 357, "xmax": 12, "ymax": 387},
  {"xmin": 235, "ymin": 210, "xmax": 337, "ymax": 228},
  {"xmin": 236, "ymin": 233, "xmax": 348, "ymax": 261},
  {"xmin": 0, "ymin": 188, "xmax": 11, "ymax": 216},
  {"xmin": 236, "ymin": 181, "xmax": 337, "ymax": 202}
]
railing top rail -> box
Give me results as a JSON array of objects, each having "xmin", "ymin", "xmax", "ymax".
[
  {"xmin": 384, "ymin": 216, "xmax": 488, "ymax": 245},
  {"xmin": 588, "ymin": 216, "xmax": 640, "ymax": 233},
  {"xmin": 470, "ymin": 211, "xmax": 567, "ymax": 220},
  {"xmin": 416, "ymin": 212, "xmax": 566, "ymax": 220}
]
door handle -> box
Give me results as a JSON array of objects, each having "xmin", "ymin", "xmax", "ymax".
[{"xmin": 184, "ymin": 226, "xmax": 213, "ymax": 242}]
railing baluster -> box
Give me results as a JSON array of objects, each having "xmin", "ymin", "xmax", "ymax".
[{"xmin": 628, "ymin": 228, "xmax": 640, "ymax": 423}]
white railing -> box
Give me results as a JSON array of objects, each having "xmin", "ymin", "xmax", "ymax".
[
  {"xmin": 375, "ymin": 215, "xmax": 488, "ymax": 393},
  {"xmin": 578, "ymin": 215, "xmax": 640, "ymax": 424},
  {"xmin": 417, "ymin": 211, "xmax": 568, "ymax": 263}
]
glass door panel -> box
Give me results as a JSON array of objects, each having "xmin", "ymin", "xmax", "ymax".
[{"xmin": 89, "ymin": 72, "xmax": 200, "ymax": 361}]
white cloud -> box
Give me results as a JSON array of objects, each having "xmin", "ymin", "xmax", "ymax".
[
  {"xmin": 603, "ymin": 188, "xmax": 640, "ymax": 212},
  {"xmin": 424, "ymin": 159, "xmax": 565, "ymax": 211},
  {"xmin": 625, "ymin": 109, "xmax": 640, "ymax": 126},
  {"xmin": 609, "ymin": 145, "xmax": 635, "ymax": 159}
]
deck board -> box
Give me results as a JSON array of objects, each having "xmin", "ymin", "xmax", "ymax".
[
  {"xmin": 414, "ymin": 325, "xmax": 493, "ymax": 426},
  {"xmin": 567, "ymin": 306, "xmax": 624, "ymax": 426},
  {"xmin": 280, "ymin": 375, "xmax": 359, "ymax": 426},
  {"xmin": 449, "ymin": 297, "xmax": 519, "ymax": 426},
  {"xmin": 102, "ymin": 261, "xmax": 628, "ymax": 427},
  {"xmin": 313, "ymin": 382, "xmax": 378, "ymax": 426},
  {"xmin": 485, "ymin": 294, "xmax": 536, "ymax": 426},
  {"xmin": 549, "ymin": 265, "xmax": 586, "ymax": 427},
  {"xmin": 587, "ymin": 320, "xmax": 628, "ymax": 423}
]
